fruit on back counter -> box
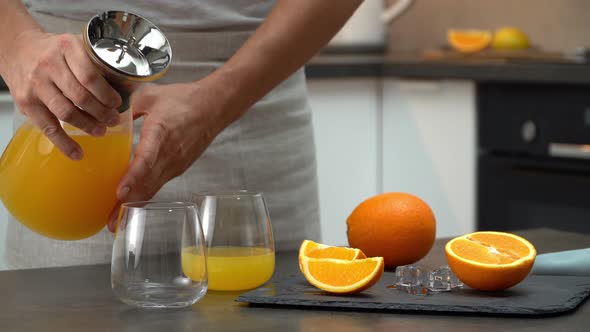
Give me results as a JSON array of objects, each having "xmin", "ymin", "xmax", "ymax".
[
  {"xmin": 448, "ymin": 27, "xmax": 530, "ymax": 53},
  {"xmin": 445, "ymin": 231, "xmax": 537, "ymax": 291},
  {"xmin": 346, "ymin": 192, "xmax": 436, "ymax": 268},
  {"xmin": 491, "ymin": 27, "xmax": 530, "ymax": 51},
  {"xmin": 448, "ymin": 29, "xmax": 492, "ymax": 53},
  {"xmin": 299, "ymin": 240, "xmax": 384, "ymax": 294}
]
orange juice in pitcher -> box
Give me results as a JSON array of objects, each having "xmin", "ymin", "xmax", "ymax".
[
  {"xmin": 0, "ymin": 10, "xmax": 172, "ymax": 240},
  {"xmin": 0, "ymin": 119, "xmax": 132, "ymax": 240}
]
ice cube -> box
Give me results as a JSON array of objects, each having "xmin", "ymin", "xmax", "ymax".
[
  {"xmin": 394, "ymin": 265, "xmax": 463, "ymax": 295},
  {"xmin": 426, "ymin": 266, "xmax": 452, "ymax": 292},
  {"xmin": 445, "ymin": 265, "xmax": 464, "ymax": 289},
  {"xmin": 395, "ymin": 264, "xmax": 423, "ymax": 287},
  {"xmin": 427, "ymin": 265, "xmax": 464, "ymax": 292},
  {"xmin": 395, "ymin": 264, "xmax": 426, "ymax": 294}
]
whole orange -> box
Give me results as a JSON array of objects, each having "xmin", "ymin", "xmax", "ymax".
[{"xmin": 346, "ymin": 192, "xmax": 436, "ymax": 268}]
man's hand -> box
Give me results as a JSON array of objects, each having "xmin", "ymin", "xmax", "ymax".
[
  {"xmin": 1, "ymin": 31, "xmax": 122, "ymax": 160},
  {"xmin": 108, "ymin": 80, "xmax": 230, "ymax": 231},
  {"xmin": 106, "ymin": 0, "xmax": 363, "ymax": 231}
]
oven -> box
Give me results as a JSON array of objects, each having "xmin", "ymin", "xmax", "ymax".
[{"xmin": 477, "ymin": 82, "xmax": 590, "ymax": 234}]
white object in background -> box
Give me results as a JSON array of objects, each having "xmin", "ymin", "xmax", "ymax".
[
  {"xmin": 328, "ymin": 0, "xmax": 414, "ymax": 52},
  {"xmin": 381, "ymin": 0, "xmax": 414, "ymax": 23},
  {"xmin": 0, "ymin": 93, "xmax": 14, "ymax": 270},
  {"xmin": 382, "ymin": 79, "xmax": 476, "ymax": 239},
  {"xmin": 308, "ymin": 79, "xmax": 380, "ymax": 246}
]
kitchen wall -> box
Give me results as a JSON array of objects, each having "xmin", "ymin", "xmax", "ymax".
[{"xmin": 385, "ymin": 0, "xmax": 590, "ymax": 53}]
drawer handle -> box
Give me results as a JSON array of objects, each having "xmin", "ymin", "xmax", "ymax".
[{"xmin": 549, "ymin": 143, "xmax": 590, "ymax": 160}]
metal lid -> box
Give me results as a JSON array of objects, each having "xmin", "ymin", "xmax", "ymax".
[{"xmin": 84, "ymin": 11, "xmax": 172, "ymax": 81}]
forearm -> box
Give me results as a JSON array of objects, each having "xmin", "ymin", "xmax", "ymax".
[
  {"xmin": 206, "ymin": 0, "xmax": 362, "ymax": 123},
  {"xmin": 0, "ymin": 0, "xmax": 43, "ymax": 73}
]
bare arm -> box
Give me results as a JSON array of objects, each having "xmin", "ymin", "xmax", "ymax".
[
  {"xmin": 206, "ymin": 0, "xmax": 364, "ymax": 129},
  {"xmin": 0, "ymin": 1, "xmax": 43, "ymax": 47},
  {"xmin": 114, "ymin": 0, "xmax": 363, "ymax": 211}
]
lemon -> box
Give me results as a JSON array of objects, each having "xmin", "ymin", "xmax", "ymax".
[{"xmin": 492, "ymin": 27, "xmax": 530, "ymax": 50}]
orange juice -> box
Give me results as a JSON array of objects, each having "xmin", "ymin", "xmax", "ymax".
[
  {"xmin": 0, "ymin": 122, "xmax": 132, "ymax": 240},
  {"xmin": 182, "ymin": 246, "xmax": 275, "ymax": 291}
]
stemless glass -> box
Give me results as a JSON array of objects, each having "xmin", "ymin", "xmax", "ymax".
[
  {"xmin": 193, "ymin": 191, "xmax": 275, "ymax": 291},
  {"xmin": 111, "ymin": 201, "xmax": 208, "ymax": 308}
]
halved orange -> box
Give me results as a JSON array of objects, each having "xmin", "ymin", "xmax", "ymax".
[
  {"xmin": 447, "ymin": 29, "xmax": 492, "ymax": 53},
  {"xmin": 445, "ymin": 231, "xmax": 536, "ymax": 291},
  {"xmin": 300, "ymin": 256, "xmax": 384, "ymax": 294},
  {"xmin": 299, "ymin": 240, "xmax": 366, "ymax": 271}
]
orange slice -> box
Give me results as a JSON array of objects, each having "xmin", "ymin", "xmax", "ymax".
[
  {"xmin": 300, "ymin": 256, "xmax": 384, "ymax": 294},
  {"xmin": 298, "ymin": 240, "xmax": 366, "ymax": 271},
  {"xmin": 447, "ymin": 29, "xmax": 492, "ymax": 53},
  {"xmin": 445, "ymin": 231, "xmax": 536, "ymax": 291}
]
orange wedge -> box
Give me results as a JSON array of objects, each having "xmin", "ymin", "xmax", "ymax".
[
  {"xmin": 445, "ymin": 231, "xmax": 536, "ymax": 291},
  {"xmin": 299, "ymin": 240, "xmax": 366, "ymax": 271},
  {"xmin": 448, "ymin": 29, "xmax": 492, "ymax": 53},
  {"xmin": 300, "ymin": 256, "xmax": 384, "ymax": 294}
]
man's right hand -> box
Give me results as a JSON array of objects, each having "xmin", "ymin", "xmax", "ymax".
[{"xmin": 0, "ymin": 31, "xmax": 122, "ymax": 160}]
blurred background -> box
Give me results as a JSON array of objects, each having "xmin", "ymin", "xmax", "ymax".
[
  {"xmin": 384, "ymin": 0, "xmax": 589, "ymax": 53},
  {"xmin": 308, "ymin": 0, "xmax": 590, "ymax": 247}
]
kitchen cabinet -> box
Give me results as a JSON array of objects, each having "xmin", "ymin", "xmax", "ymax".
[
  {"xmin": 308, "ymin": 78, "xmax": 477, "ymax": 245},
  {"xmin": 307, "ymin": 78, "xmax": 380, "ymax": 246},
  {"xmin": 382, "ymin": 79, "xmax": 476, "ymax": 238},
  {"xmin": 0, "ymin": 92, "xmax": 14, "ymax": 270}
]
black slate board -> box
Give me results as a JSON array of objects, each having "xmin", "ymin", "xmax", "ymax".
[{"xmin": 236, "ymin": 273, "xmax": 590, "ymax": 316}]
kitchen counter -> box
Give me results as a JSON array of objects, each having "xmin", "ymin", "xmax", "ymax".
[
  {"xmin": 306, "ymin": 54, "xmax": 590, "ymax": 84},
  {"xmin": 3, "ymin": 54, "xmax": 589, "ymax": 89},
  {"xmin": 1, "ymin": 228, "xmax": 589, "ymax": 332}
]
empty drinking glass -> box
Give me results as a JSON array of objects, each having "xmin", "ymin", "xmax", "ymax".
[
  {"xmin": 111, "ymin": 201, "xmax": 207, "ymax": 308},
  {"xmin": 193, "ymin": 191, "xmax": 275, "ymax": 291}
]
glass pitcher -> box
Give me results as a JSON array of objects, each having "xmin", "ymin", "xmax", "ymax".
[{"xmin": 0, "ymin": 11, "xmax": 172, "ymax": 240}]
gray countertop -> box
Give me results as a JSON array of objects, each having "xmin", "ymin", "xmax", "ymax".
[
  {"xmin": 1, "ymin": 228, "xmax": 589, "ymax": 332},
  {"xmin": 306, "ymin": 54, "xmax": 590, "ymax": 84},
  {"xmin": 3, "ymin": 54, "xmax": 590, "ymax": 91}
]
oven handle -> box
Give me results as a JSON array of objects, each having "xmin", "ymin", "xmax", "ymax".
[{"xmin": 549, "ymin": 143, "xmax": 590, "ymax": 160}]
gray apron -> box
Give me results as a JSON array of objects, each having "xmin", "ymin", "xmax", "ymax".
[{"xmin": 4, "ymin": 13, "xmax": 321, "ymax": 269}]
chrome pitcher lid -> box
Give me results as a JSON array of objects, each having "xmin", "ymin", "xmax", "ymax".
[{"xmin": 83, "ymin": 11, "xmax": 172, "ymax": 82}]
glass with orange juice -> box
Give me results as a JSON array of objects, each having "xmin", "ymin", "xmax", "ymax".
[
  {"xmin": 188, "ymin": 191, "xmax": 275, "ymax": 291},
  {"xmin": 0, "ymin": 11, "xmax": 172, "ymax": 240}
]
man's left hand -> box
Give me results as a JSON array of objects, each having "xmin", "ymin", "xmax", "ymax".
[{"xmin": 108, "ymin": 81, "xmax": 231, "ymax": 231}]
